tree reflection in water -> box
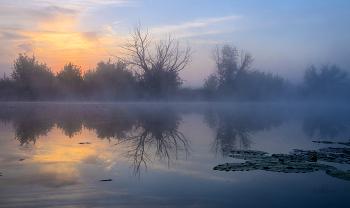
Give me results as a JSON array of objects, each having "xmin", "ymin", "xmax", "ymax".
[
  {"xmin": 204, "ymin": 105, "xmax": 284, "ymax": 157},
  {"xmin": 204, "ymin": 110, "xmax": 251, "ymax": 156},
  {"xmin": 0, "ymin": 103, "xmax": 191, "ymax": 177},
  {"xmin": 56, "ymin": 107, "xmax": 84, "ymax": 138},
  {"xmin": 13, "ymin": 109, "xmax": 55, "ymax": 146},
  {"xmin": 0, "ymin": 106, "xmax": 56, "ymax": 146},
  {"xmin": 115, "ymin": 108, "xmax": 191, "ymax": 176},
  {"xmin": 302, "ymin": 106, "xmax": 350, "ymax": 140},
  {"xmin": 83, "ymin": 106, "xmax": 135, "ymax": 142}
]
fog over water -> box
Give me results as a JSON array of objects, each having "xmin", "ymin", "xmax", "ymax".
[
  {"xmin": 1, "ymin": 1, "xmax": 350, "ymax": 207},
  {"xmin": 0, "ymin": 102, "xmax": 349, "ymax": 207}
]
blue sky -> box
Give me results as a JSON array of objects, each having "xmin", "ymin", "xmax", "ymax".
[{"xmin": 0, "ymin": 0, "xmax": 349, "ymax": 86}]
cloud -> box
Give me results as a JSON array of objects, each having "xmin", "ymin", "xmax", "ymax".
[
  {"xmin": 17, "ymin": 42, "xmax": 41, "ymax": 53},
  {"xmin": 150, "ymin": 15, "xmax": 242, "ymax": 35},
  {"xmin": 173, "ymin": 30, "xmax": 228, "ymax": 39},
  {"xmin": 44, "ymin": 5, "xmax": 80, "ymax": 14},
  {"xmin": 81, "ymin": 30, "xmax": 101, "ymax": 42},
  {"xmin": 0, "ymin": 5, "xmax": 82, "ymax": 32},
  {"xmin": 33, "ymin": 7, "xmax": 81, "ymax": 31},
  {"xmin": 104, "ymin": 24, "xmax": 116, "ymax": 35},
  {"xmin": 3, "ymin": 0, "xmax": 138, "ymax": 10},
  {"xmin": 0, "ymin": 31, "xmax": 30, "ymax": 40},
  {"xmin": 187, "ymin": 39, "xmax": 228, "ymax": 45},
  {"xmin": 0, "ymin": 5, "xmax": 81, "ymax": 23}
]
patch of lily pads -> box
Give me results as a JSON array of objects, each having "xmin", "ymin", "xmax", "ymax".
[
  {"xmin": 213, "ymin": 146, "xmax": 350, "ymax": 181},
  {"xmin": 312, "ymin": 140, "xmax": 350, "ymax": 146}
]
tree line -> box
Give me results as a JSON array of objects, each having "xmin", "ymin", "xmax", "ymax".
[
  {"xmin": 1, "ymin": 25, "xmax": 349, "ymax": 101},
  {"xmin": 0, "ymin": 54, "xmax": 136, "ymax": 101}
]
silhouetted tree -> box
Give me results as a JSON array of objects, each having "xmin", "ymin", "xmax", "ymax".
[
  {"xmin": 204, "ymin": 44, "xmax": 288, "ymax": 100},
  {"xmin": 84, "ymin": 59, "xmax": 135, "ymax": 100},
  {"xmin": 56, "ymin": 62, "xmax": 84, "ymax": 96},
  {"xmin": 303, "ymin": 64, "xmax": 348, "ymax": 98},
  {"xmin": 237, "ymin": 71, "xmax": 285, "ymax": 100},
  {"xmin": 203, "ymin": 74, "xmax": 219, "ymax": 99},
  {"xmin": 305, "ymin": 64, "xmax": 347, "ymax": 89},
  {"xmin": 0, "ymin": 76, "xmax": 16, "ymax": 100},
  {"xmin": 205, "ymin": 44, "xmax": 253, "ymax": 96},
  {"xmin": 112, "ymin": 23, "xmax": 194, "ymax": 99},
  {"xmin": 11, "ymin": 54, "xmax": 57, "ymax": 100}
]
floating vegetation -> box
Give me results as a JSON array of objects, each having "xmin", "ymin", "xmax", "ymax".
[
  {"xmin": 214, "ymin": 148, "xmax": 350, "ymax": 181},
  {"xmin": 338, "ymin": 142, "xmax": 350, "ymax": 146},
  {"xmin": 78, "ymin": 142, "xmax": 91, "ymax": 145},
  {"xmin": 99, "ymin": 179, "xmax": 113, "ymax": 182},
  {"xmin": 326, "ymin": 169, "xmax": 350, "ymax": 181},
  {"xmin": 312, "ymin": 141, "xmax": 335, "ymax": 144},
  {"xmin": 312, "ymin": 140, "xmax": 350, "ymax": 146}
]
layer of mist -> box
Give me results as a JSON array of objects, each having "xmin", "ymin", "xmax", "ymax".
[{"xmin": 1, "ymin": 102, "xmax": 350, "ymax": 176}]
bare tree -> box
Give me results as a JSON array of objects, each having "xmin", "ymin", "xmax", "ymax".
[
  {"xmin": 205, "ymin": 44, "xmax": 253, "ymax": 95},
  {"xmin": 111, "ymin": 23, "xmax": 194, "ymax": 97}
]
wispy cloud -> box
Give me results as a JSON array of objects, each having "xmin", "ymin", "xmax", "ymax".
[
  {"xmin": 0, "ymin": 5, "xmax": 82, "ymax": 32},
  {"xmin": 17, "ymin": 41, "xmax": 41, "ymax": 53},
  {"xmin": 0, "ymin": 31, "xmax": 30, "ymax": 40},
  {"xmin": 81, "ymin": 30, "xmax": 101, "ymax": 42},
  {"xmin": 0, "ymin": 5, "xmax": 81, "ymax": 19},
  {"xmin": 104, "ymin": 25, "xmax": 116, "ymax": 35},
  {"xmin": 150, "ymin": 15, "xmax": 242, "ymax": 35},
  {"xmin": 2, "ymin": 0, "xmax": 138, "ymax": 10},
  {"xmin": 42, "ymin": 5, "xmax": 80, "ymax": 15}
]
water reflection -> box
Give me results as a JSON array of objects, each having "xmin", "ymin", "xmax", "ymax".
[
  {"xmin": 1, "ymin": 103, "xmax": 350, "ymax": 207},
  {"xmin": 83, "ymin": 108, "xmax": 134, "ymax": 141},
  {"xmin": 302, "ymin": 106, "xmax": 350, "ymax": 139},
  {"xmin": 0, "ymin": 103, "xmax": 191, "ymax": 176},
  {"xmin": 115, "ymin": 108, "xmax": 191, "ymax": 176},
  {"xmin": 2, "ymin": 103, "xmax": 350, "ymax": 175},
  {"xmin": 0, "ymin": 104, "xmax": 136, "ymax": 145},
  {"xmin": 204, "ymin": 105, "xmax": 285, "ymax": 156},
  {"xmin": 14, "ymin": 111, "xmax": 55, "ymax": 146},
  {"xmin": 56, "ymin": 109, "xmax": 84, "ymax": 138}
]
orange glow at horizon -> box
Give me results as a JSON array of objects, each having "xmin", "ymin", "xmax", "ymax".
[
  {"xmin": 24, "ymin": 31, "xmax": 111, "ymax": 73},
  {"xmin": 8, "ymin": 13, "xmax": 122, "ymax": 74}
]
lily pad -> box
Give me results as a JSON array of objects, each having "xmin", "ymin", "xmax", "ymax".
[
  {"xmin": 313, "ymin": 141, "xmax": 335, "ymax": 144},
  {"xmin": 326, "ymin": 169, "xmax": 350, "ymax": 181},
  {"xmin": 214, "ymin": 147, "xmax": 350, "ymax": 181}
]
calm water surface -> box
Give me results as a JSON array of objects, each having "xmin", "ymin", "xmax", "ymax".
[{"xmin": 0, "ymin": 102, "xmax": 349, "ymax": 207}]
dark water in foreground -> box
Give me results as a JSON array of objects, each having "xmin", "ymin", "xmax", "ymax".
[{"xmin": 0, "ymin": 102, "xmax": 349, "ymax": 208}]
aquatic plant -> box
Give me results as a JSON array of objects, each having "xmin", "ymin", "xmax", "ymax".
[{"xmin": 214, "ymin": 146, "xmax": 350, "ymax": 181}]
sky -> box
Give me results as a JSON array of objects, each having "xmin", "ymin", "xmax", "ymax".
[{"xmin": 0, "ymin": 0, "xmax": 349, "ymax": 87}]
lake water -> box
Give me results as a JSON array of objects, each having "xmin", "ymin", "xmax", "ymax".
[{"xmin": 0, "ymin": 102, "xmax": 349, "ymax": 207}]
